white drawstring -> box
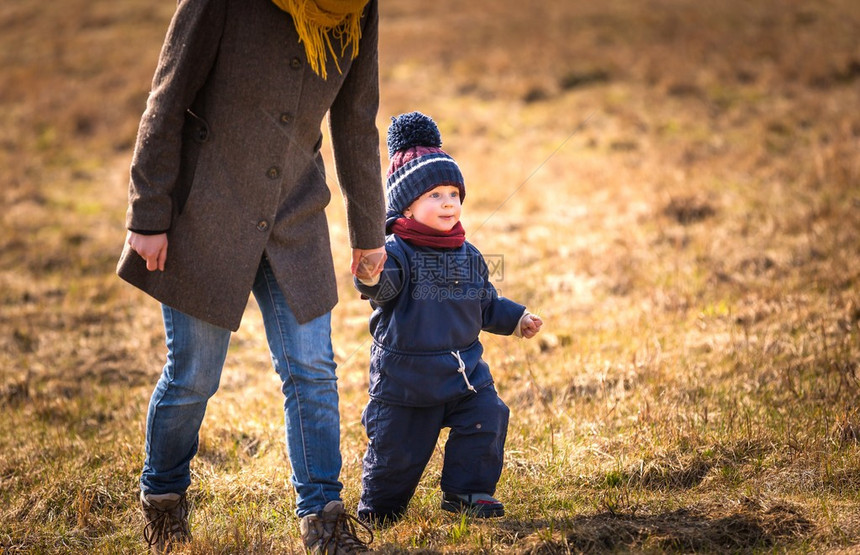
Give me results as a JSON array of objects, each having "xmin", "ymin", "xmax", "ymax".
[{"xmin": 451, "ymin": 351, "xmax": 476, "ymax": 393}]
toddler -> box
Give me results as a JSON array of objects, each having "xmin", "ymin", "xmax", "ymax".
[{"xmin": 354, "ymin": 112, "xmax": 542, "ymax": 524}]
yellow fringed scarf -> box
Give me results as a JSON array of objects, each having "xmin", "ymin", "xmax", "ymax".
[{"xmin": 272, "ymin": 0, "xmax": 369, "ymax": 79}]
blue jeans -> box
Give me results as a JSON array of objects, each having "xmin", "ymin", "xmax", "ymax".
[{"xmin": 140, "ymin": 258, "xmax": 342, "ymax": 517}]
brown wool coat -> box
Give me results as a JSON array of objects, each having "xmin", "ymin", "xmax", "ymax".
[{"xmin": 116, "ymin": 0, "xmax": 385, "ymax": 331}]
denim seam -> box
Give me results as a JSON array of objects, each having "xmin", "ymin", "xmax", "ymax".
[
  {"xmin": 142, "ymin": 306, "xmax": 174, "ymax": 493},
  {"xmin": 260, "ymin": 264, "xmax": 320, "ymax": 508}
]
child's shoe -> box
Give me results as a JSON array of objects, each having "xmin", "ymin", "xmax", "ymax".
[{"xmin": 441, "ymin": 492, "xmax": 505, "ymax": 518}]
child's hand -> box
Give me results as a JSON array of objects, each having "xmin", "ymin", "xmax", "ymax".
[{"xmin": 520, "ymin": 313, "xmax": 543, "ymax": 339}]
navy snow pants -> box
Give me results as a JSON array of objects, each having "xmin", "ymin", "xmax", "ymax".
[{"xmin": 358, "ymin": 384, "xmax": 510, "ymax": 524}]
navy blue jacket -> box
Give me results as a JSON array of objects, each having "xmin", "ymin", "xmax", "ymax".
[{"xmin": 355, "ymin": 235, "xmax": 525, "ymax": 406}]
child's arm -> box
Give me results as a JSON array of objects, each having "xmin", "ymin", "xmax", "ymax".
[
  {"xmin": 481, "ymin": 291, "xmax": 526, "ymax": 335},
  {"xmin": 471, "ymin": 246, "xmax": 542, "ymax": 337},
  {"xmin": 472, "ymin": 247, "xmax": 527, "ymax": 335}
]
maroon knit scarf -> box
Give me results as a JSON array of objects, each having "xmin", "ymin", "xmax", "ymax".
[{"xmin": 391, "ymin": 217, "xmax": 466, "ymax": 248}]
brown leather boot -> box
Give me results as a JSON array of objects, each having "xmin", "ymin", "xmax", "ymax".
[
  {"xmin": 140, "ymin": 491, "xmax": 191, "ymax": 554},
  {"xmin": 300, "ymin": 500, "xmax": 373, "ymax": 554}
]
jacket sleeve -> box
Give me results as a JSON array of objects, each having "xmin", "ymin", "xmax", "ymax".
[
  {"xmin": 476, "ymin": 249, "xmax": 527, "ymax": 335},
  {"xmin": 125, "ymin": 0, "xmax": 227, "ymax": 233},
  {"xmin": 328, "ymin": 0, "xmax": 386, "ymax": 250}
]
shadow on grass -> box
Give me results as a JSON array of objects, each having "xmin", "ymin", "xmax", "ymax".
[
  {"xmin": 366, "ymin": 498, "xmax": 813, "ymax": 554},
  {"xmin": 510, "ymin": 500, "xmax": 812, "ymax": 554}
]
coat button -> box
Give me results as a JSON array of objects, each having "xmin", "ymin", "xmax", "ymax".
[
  {"xmin": 267, "ymin": 166, "xmax": 281, "ymax": 179},
  {"xmin": 290, "ymin": 57, "xmax": 302, "ymax": 69},
  {"xmin": 257, "ymin": 220, "xmax": 269, "ymax": 231},
  {"xmin": 279, "ymin": 112, "xmax": 291, "ymax": 124}
]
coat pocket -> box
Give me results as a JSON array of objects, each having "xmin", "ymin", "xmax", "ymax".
[{"xmin": 174, "ymin": 109, "xmax": 210, "ymax": 215}]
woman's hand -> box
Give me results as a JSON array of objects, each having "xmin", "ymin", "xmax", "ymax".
[
  {"xmin": 127, "ymin": 231, "xmax": 168, "ymax": 272},
  {"xmin": 351, "ymin": 247, "xmax": 387, "ymax": 285}
]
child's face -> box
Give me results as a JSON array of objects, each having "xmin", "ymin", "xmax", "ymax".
[{"xmin": 404, "ymin": 185, "xmax": 462, "ymax": 232}]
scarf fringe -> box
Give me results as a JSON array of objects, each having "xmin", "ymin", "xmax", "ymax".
[{"xmin": 273, "ymin": 0, "xmax": 367, "ymax": 79}]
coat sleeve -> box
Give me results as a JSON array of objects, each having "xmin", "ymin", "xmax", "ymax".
[
  {"xmin": 475, "ymin": 248, "xmax": 527, "ymax": 335},
  {"xmin": 125, "ymin": 0, "xmax": 227, "ymax": 233},
  {"xmin": 327, "ymin": 0, "xmax": 386, "ymax": 250}
]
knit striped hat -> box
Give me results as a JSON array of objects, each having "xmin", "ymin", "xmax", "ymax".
[{"xmin": 385, "ymin": 112, "xmax": 465, "ymax": 219}]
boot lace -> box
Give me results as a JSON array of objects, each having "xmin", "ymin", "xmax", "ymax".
[
  {"xmin": 143, "ymin": 496, "xmax": 190, "ymax": 548},
  {"xmin": 322, "ymin": 510, "xmax": 374, "ymax": 553}
]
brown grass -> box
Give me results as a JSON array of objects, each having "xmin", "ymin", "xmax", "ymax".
[{"xmin": 2, "ymin": 0, "xmax": 859, "ymax": 552}]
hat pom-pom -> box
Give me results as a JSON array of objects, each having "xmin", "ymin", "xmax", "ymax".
[{"xmin": 387, "ymin": 112, "xmax": 442, "ymax": 157}]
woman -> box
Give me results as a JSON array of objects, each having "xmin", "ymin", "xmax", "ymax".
[{"xmin": 117, "ymin": 0, "xmax": 385, "ymax": 552}]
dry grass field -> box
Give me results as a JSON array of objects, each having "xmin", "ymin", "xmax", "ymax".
[{"xmin": 2, "ymin": 0, "xmax": 859, "ymax": 552}]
